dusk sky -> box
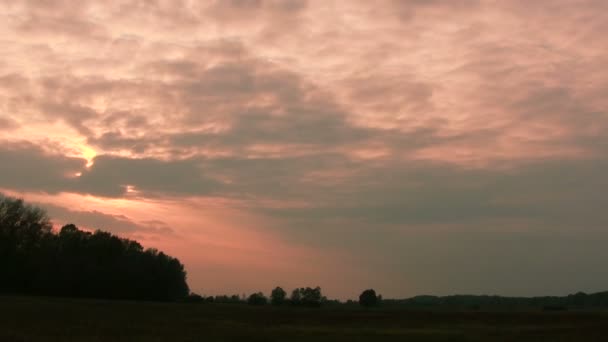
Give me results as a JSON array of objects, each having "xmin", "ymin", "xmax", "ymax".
[{"xmin": 1, "ymin": 0, "xmax": 607, "ymax": 299}]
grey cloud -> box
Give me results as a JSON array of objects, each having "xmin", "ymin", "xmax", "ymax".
[
  {"xmin": 203, "ymin": 152, "xmax": 359, "ymax": 198},
  {"xmin": 208, "ymin": 0, "xmax": 308, "ymax": 15},
  {"xmin": 204, "ymin": 0, "xmax": 309, "ymax": 36},
  {"xmin": 1, "ymin": 0, "xmax": 608, "ymax": 298},
  {"xmin": 74, "ymin": 155, "xmax": 223, "ymax": 198},
  {"xmin": 253, "ymin": 155, "xmax": 608, "ymax": 297},
  {"xmin": 0, "ymin": 116, "xmax": 18, "ymax": 130},
  {"xmin": 39, "ymin": 101, "xmax": 99, "ymax": 137},
  {"xmin": 182, "ymin": 63, "xmax": 260, "ymax": 97},
  {"xmin": 91, "ymin": 128, "xmax": 459, "ymax": 200},
  {"xmin": 512, "ymin": 87, "xmax": 606, "ymax": 130},
  {"xmin": 0, "ymin": 142, "xmax": 221, "ymax": 199},
  {"xmin": 0, "ymin": 75, "xmax": 151, "ymax": 142},
  {"xmin": 158, "ymin": 58, "xmax": 304, "ymax": 108},
  {"xmin": 101, "ymin": 112, "xmax": 150, "ymax": 130},
  {"xmin": 143, "ymin": 54, "xmax": 443, "ymax": 154},
  {"xmin": 0, "ymin": 141, "xmax": 86, "ymax": 194},
  {"xmin": 387, "ymin": 0, "xmax": 480, "ymax": 21},
  {"xmin": 0, "ymin": 73, "xmax": 29, "ymax": 91},
  {"xmin": 262, "ymin": 156, "xmax": 608, "ymax": 229},
  {"xmin": 89, "ymin": 131, "xmax": 157, "ymax": 155},
  {"xmin": 228, "ymin": 150, "xmax": 608, "ymax": 296},
  {"xmin": 86, "ymin": 55, "xmax": 374, "ymax": 152},
  {"xmin": 341, "ymin": 75, "xmax": 435, "ymax": 116},
  {"xmin": 42, "ymin": 202, "xmax": 173, "ymax": 235},
  {"xmin": 6, "ymin": 1, "xmax": 109, "ymax": 41},
  {"xmin": 218, "ymin": 0, "xmax": 263, "ymax": 9},
  {"xmin": 16, "ymin": 15, "xmax": 107, "ymax": 40},
  {"xmin": 170, "ymin": 106, "xmax": 372, "ymax": 149},
  {"xmin": 4, "ymin": 36, "xmax": 445, "ymax": 160},
  {"xmin": 443, "ymin": 23, "xmax": 608, "ymax": 157},
  {"xmin": 270, "ymin": 0, "xmax": 308, "ymax": 12},
  {"xmin": 364, "ymin": 227, "xmax": 608, "ymax": 297}
]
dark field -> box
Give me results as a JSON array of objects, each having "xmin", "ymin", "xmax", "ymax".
[{"xmin": 2, "ymin": 296, "xmax": 608, "ymax": 342}]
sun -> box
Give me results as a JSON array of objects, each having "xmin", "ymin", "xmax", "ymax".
[{"xmin": 81, "ymin": 146, "xmax": 97, "ymax": 168}]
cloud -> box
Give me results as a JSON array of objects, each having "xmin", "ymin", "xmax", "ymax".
[
  {"xmin": 206, "ymin": 0, "xmax": 308, "ymax": 23},
  {"xmin": 387, "ymin": 0, "xmax": 480, "ymax": 21},
  {"xmin": 0, "ymin": 141, "xmax": 86, "ymax": 194},
  {"xmin": 0, "ymin": 116, "xmax": 18, "ymax": 130},
  {"xmin": 262, "ymin": 157, "xmax": 608, "ymax": 229},
  {"xmin": 74, "ymin": 155, "xmax": 223, "ymax": 198},
  {"xmin": 0, "ymin": 142, "xmax": 223, "ymax": 198},
  {"xmin": 42, "ymin": 202, "xmax": 174, "ymax": 235},
  {"xmin": 1, "ymin": 0, "xmax": 608, "ymax": 297}
]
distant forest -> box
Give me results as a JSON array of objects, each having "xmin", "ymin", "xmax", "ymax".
[
  {"xmin": 380, "ymin": 292, "xmax": 608, "ymax": 310},
  {"xmin": 2, "ymin": 193, "xmax": 608, "ymax": 309},
  {"xmin": 0, "ymin": 194, "xmax": 189, "ymax": 301}
]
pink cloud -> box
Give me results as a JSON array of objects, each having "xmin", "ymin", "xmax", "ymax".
[{"xmin": 1, "ymin": 0, "xmax": 608, "ymax": 297}]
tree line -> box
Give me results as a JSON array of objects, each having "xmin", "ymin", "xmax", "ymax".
[
  {"xmin": 4, "ymin": 194, "xmax": 607, "ymax": 310},
  {"xmin": 381, "ymin": 292, "xmax": 608, "ymax": 310},
  {"xmin": 190, "ymin": 287, "xmax": 608, "ymax": 311},
  {"xmin": 0, "ymin": 194, "xmax": 189, "ymax": 301},
  {"xmin": 0, "ymin": 194, "xmax": 383, "ymax": 306},
  {"xmin": 187, "ymin": 287, "xmax": 383, "ymax": 308}
]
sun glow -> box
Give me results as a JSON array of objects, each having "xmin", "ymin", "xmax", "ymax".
[{"xmin": 81, "ymin": 146, "xmax": 97, "ymax": 168}]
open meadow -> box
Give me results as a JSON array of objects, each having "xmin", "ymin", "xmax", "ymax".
[{"xmin": 2, "ymin": 295, "xmax": 607, "ymax": 342}]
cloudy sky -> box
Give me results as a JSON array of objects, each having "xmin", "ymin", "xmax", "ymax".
[{"xmin": 1, "ymin": 0, "xmax": 607, "ymax": 299}]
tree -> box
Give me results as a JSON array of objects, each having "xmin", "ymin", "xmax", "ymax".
[
  {"xmin": 247, "ymin": 292, "xmax": 268, "ymax": 306},
  {"xmin": 290, "ymin": 287, "xmax": 323, "ymax": 307},
  {"xmin": 290, "ymin": 288, "xmax": 302, "ymax": 305},
  {"xmin": 271, "ymin": 286, "xmax": 287, "ymax": 306},
  {"xmin": 0, "ymin": 194, "xmax": 53, "ymax": 293},
  {"xmin": 214, "ymin": 295, "xmax": 242, "ymax": 304},
  {"xmin": 359, "ymin": 289, "xmax": 380, "ymax": 307},
  {"xmin": 185, "ymin": 293, "xmax": 204, "ymax": 303},
  {"xmin": 0, "ymin": 194, "xmax": 190, "ymax": 301}
]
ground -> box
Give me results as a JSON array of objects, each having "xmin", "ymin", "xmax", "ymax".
[{"xmin": 2, "ymin": 296, "xmax": 607, "ymax": 341}]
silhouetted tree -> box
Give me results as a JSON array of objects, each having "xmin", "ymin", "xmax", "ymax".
[
  {"xmin": 214, "ymin": 294, "xmax": 243, "ymax": 304},
  {"xmin": 247, "ymin": 292, "xmax": 268, "ymax": 306},
  {"xmin": 271, "ymin": 286, "xmax": 287, "ymax": 306},
  {"xmin": 185, "ymin": 293, "xmax": 204, "ymax": 303},
  {"xmin": 0, "ymin": 194, "xmax": 190, "ymax": 301},
  {"xmin": 359, "ymin": 289, "xmax": 379, "ymax": 307},
  {"xmin": 290, "ymin": 288, "xmax": 302, "ymax": 305},
  {"xmin": 290, "ymin": 287, "xmax": 323, "ymax": 307},
  {"xmin": 0, "ymin": 194, "xmax": 53, "ymax": 293}
]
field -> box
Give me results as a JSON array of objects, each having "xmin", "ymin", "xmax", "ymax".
[{"xmin": 2, "ymin": 296, "xmax": 607, "ymax": 341}]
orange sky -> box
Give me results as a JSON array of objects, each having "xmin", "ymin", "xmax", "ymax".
[{"xmin": 1, "ymin": 0, "xmax": 608, "ymax": 299}]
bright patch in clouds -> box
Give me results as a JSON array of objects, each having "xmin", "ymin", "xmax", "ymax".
[{"xmin": 81, "ymin": 145, "xmax": 97, "ymax": 167}]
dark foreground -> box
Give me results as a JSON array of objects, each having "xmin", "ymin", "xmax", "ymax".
[{"xmin": 2, "ymin": 296, "xmax": 607, "ymax": 341}]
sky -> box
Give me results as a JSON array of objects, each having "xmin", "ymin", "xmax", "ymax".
[{"xmin": 1, "ymin": 0, "xmax": 607, "ymax": 300}]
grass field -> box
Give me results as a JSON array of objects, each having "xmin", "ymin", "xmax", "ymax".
[{"xmin": 2, "ymin": 295, "xmax": 607, "ymax": 341}]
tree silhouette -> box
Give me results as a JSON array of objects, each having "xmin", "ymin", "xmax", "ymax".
[
  {"xmin": 185, "ymin": 293, "xmax": 205, "ymax": 303},
  {"xmin": 247, "ymin": 292, "xmax": 268, "ymax": 306},
  {"xmin": 271, "ymin": 286, "xmax": 287, "ymax": 306},
  {"xmin": 359, "ymin": 289, "xmax": 379, "ymax": 307},
  {"xmin": 0, "ymin": 194, "xmax": 53, "ymax": 293},
  {"xmin": 290, "ymin": 288, "xmax": 302, "ymax": 305},
  {"xmin": 290, "ymin": 287, "xmax": 324, "ymax": 307},
  {"xmin": 0, "ymin": 194, "xmax": 189, "ymax": 301}
]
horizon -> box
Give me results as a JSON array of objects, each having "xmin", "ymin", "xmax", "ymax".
[{"xmin": 1, "ymin": 0, "xmax": 607, "ymax": 301}]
